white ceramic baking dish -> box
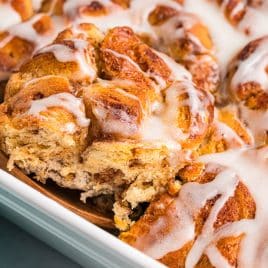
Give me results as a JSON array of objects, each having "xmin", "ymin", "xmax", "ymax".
[{"xmin": 0, "ymin": 169, "xmax": 165, "ymax": 268}]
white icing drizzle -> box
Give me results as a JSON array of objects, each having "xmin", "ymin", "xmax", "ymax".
[
  {"xmin": 154, "ymin": 50, "xmax": 192, "ymax": 81},
  {"xmin": 231, "ymin": 37, "xmax": 268, "ymax": 92},
  {"xmin": 104, "ymin": 48, "xmax": 146, "ymax": 74},
  {"xmin": 213, "ymin": 0, "xmax": 268, "ymax": 37},
  {"xmin": 257, "ymin": 1, "xmax": 268, "ymax": 11},
  {"xmin": 64, "ymin": 0, "xmax": 181, "ymax": 38},
  {"xmin": 238, "ymin": 5, "xmax": 268, "ymax": 36},
  {"xmin": 184, "ymin": 0, "xmax": 250, "ymax": 72},
  {"xmin": 47, "ymin": 0, "xmax": 58, "ymax": 15},
  {"xmin": 140, "ymin": 80, "xmax": 209, "ymax": 148},
  {"xmin": 212, "ymin": 107, "xmax": 253, "ymax": 148},
  {"xmin": 0, "ymin": 2, "xmax": 21, "ymax": 30},
  {"xmin": 26, "ymin": 92, "xmax": 90, "ymax": 127},
  {"xmin": 96, "ymin": 77, "xmax": 141, "ymax": 93},
  {"xmin": 62, "ymin": 0, "xmax": 268, "ymax": 78},
  {"xmin": 0, "ymin": 12, "xmax": 68, "ymax": 81},
  {"xmin": 185, "ymin": 169, "xmax": 239, "ymax": 267},
  {"xmin": 64, "ymin": 0, "xmax": 117, "ymax": 19},
  {"xmin": 136, "ymin": 195, "xmax": 195, "ymax": 259},
  {"xmin": 134, "ymin": 166, "xmax": 239, "ymax": 261},
  {"xmin": 0, "ymin": 34, "xmax": 14, "ymax": 49},
  {"xmin": 7, "ymin": 14, "xmax": 48, "ymax": 43},
  {"xmin": 200, "ymin": 148, "xmax": 268, "ymax": 268},
  {"xmin": 92, "ymin": 102, "xmax": 140, "ymax": 137},
  {"xmin": 140, "ymin": 113, "xmax": 182, "ymax": 149},
  {"xmin": 99, "ymin": 51, "xmax": 188, "ymax": 142},
  {"xmin": 205, "ymin": 245, "xmax": 234, "ymax": 268},
  {"xmin": 165, "ymin": 81, "xmax": 208, "ymax": 136},
  {"xmin": 113, "ymin": 87, "xmax": 140, "ymax": 102},
  {"xmin": 152, "ymin": 11, "xmax": 208, "ymax": 57},
  {"xmin": 22, "ymin": 75, "xmax": 66, "ymax": 88},
  {"xmin": 0, "ymin": 12, "xmax": 67, "ymax": 59},
  {"xmin": 214, "ymin": 121, "xmax": 247, "ymax": 148},
  {"xmin": 61, "ymin": 122, "xmax": 77, "ymax": 134},
  {"xmin": 135, "ymin": 147, "xmax": 268, "ymax": 267},
  {"xmin": 103, "ymin": 48, "xmax": 169, "ymax": 91},
  {"xmin": 32, "ymin": 0, "xmax": 43, "ymax": 11},
  {"xmin": 38, "ymin": 39, "xmax": 96, "ymax": 80},
  {"xmin": 90, "ymin": 80, "xmax": 143, "ymax": 137},
  {"xmin": 239, "ymin": 104, "xmax": 268, "ymax": 145},
  {"xmin": 229, "ymin": 2, "xmax": 245, "ymax": 19},
  {"xmin": 220, "ymin": 0, "xmax": 245, "ymax": 18},
  {"xmin": 1, "ymin": 1, "xmax": 268, "ymax": 266}
]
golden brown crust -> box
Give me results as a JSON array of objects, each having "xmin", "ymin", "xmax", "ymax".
[
  {"xmin": 148, "ymin": 6, "xmax": 220, "ymax": 94},
  {"xmin": 0, "ymin": 14, "xmax": 54, "ymax": 77},
  {"xmin": 216, "ymin": 0, "xmax": 246, "ymax": 25},
  {"xmin": 10, "ymin": 0, "xmax": 34, "ymax": 21},
  {"xmin": 5, "ymin": 24, "xmax": 100, "ymax": 95},
  {"xmin": 83, "ymin": 82, "xmax": 144, "ymax": 140},
  {"xmin": 111, "ymin": 0, "xmax": 130, "ymax": 8},
  {"xmin": 148, "ymin": 5, "xmax": 179, "ymax": 26},
  {"xmin": 100, "ymin": 26, "xmax": 171, "ymax": 105},
  {"xmin": 6, "ymin": 76, "xmax": 71, "ymax": 114},
  {"xmin": 171, "ymin": 82, "xmax": 214, "ymax": 149},
  {"xmin": 227, "ymin": 36, "xmax": 268, "ymax": 110},
  {"xmin": 121, "ymin": 163, "xmax": 256, "ymax": 267},
  {"xmin": 198, "ymin": 107, "xmax": 253, "ymax": 155},
  {"xmin": 40, "ymin": 0, "xmax": 65, "ymax": 15}
]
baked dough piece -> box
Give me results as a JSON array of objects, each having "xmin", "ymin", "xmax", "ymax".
[
  {"xmin": 83, "ymin": 26, "xmax": 213, "ymax": 229},
  {"xmin": 148, "ymin": 5, "xmax": 220, "ymax": 94},
  {"xmin": 121, "ymin": 159, "xmax": 256, "ymax": 267},
  {"xmin": 226, "ymin": 36, "xmax": 268, "ymax": 145},
  {"xmin": 121, "ymin": 146, "xmax": 268, "ymax": 267},
  {"xmin": 0, "ymin": 24, "xmax": 214, "ymax": 230},
  {"xmin": 0, "ymin": 14, "xmax": 55, "ymax": 79},
  {"xmin": 39, "ymin": 0, "xmax": 65, "ymax": 15},
  {"xmin": 0, "ymin": 24, "xmax": 99, "ymax": 186},
  {"xmin": 0, "ymin": 0, "xmax": 69, "ymax": 82},
  {"xmin": 63, "ymin": 0, "xmax": 220, "ymax": 94},
  {"xmin": 0, "ymin": 0, "xmax": 35, "ymax": 80},
  {"xmin": 198, "ymin": 106, "xmax": 253, "ymax": 155},
  {"xmin": 214, "ymin": 0, "xmax": 247, "ymax": 25},
  {"xmin": 84, "ymin": 27, "xmax": 214, "ymax": 145},
  {"xmin": 227, "ymin": 36, "xmax": 268, "ymax": 110}
]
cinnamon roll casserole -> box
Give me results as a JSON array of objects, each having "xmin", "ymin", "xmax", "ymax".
[{"xmin": 0, "ymin": 0, "xmax": 268, "ymax": 267}]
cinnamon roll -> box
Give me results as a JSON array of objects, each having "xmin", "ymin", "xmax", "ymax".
[
  {"xmin": 121, "ymin": 147, "xmax": 268, "ymax": 267},
  {"xmin": 226, "ymin": 36, "xmax": 268, "ymax": 144},
  {"xmin": 148, "ymin": 5, "xmax": 220, "ymax": 94},
  {"xmin": 0, "ymin": 14, "xmax": 55, "ymax": 81}
]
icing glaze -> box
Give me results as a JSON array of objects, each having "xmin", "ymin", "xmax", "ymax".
[{"xmin": 27, "ymin": 92, "xmax": 90, "ymax": 127}]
